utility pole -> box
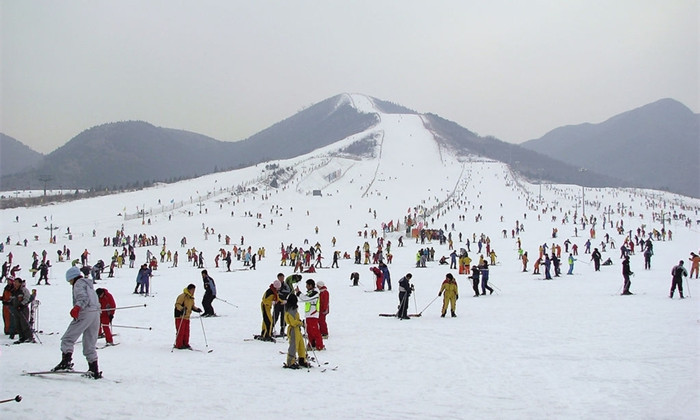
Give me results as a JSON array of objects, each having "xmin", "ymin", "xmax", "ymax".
[{"xmin": 38, "ymin": 175, "xmax": 52, "ymax": 196}]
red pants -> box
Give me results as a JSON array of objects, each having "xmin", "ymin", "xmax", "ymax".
[
  {"xmin": 375, "ymin": 276, "xmax": 383, "ymax": 291},
  {"xmin": 306, "ymin": 318, "xmax": 324, "ymax": 350},
  {"xmin": 2, "ymin": 306, "xmax": 10, "ymax": 335},
  {"xmin": 174, "ymin": 318, "xmax": 190, "ymax": 348},
  {"xmin": 319, "ymin": 313, "xmax": 328, "ymax": 336},
  {"xmin": 99, "ymin": 315, "xmax": 113, "ymax": 343}
]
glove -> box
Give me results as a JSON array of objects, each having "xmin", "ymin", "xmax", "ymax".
[
  {"xmin": 70, "ymin": 305, "xmax": 81, "ymax": 319},
  {"xmin": 194, "ymin": 307, "xmax": 202, "ymax": 313},
  {"xmin": 438, "ymin": 293, "xmax": 442, "ymax": 297},
  {"xmin": 456, "ymin": 295, "xmax": 459, "ymax": 300},
  {"xmin": 109, "ymin": 314, "xmax": 114, "ymax": 322}
]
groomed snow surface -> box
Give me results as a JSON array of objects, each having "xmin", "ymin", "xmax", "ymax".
[{"xmin": 1, "ymin": 104, "xmax": 699, "ymax": 419}]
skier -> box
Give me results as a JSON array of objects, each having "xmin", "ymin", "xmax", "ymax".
[
  {"xmin": 296, "ymin": 279, "xmax": 324, "ymax": 350},
  {"xmin": 469, "ymin": 265, "xmax": 481, "ymax": 297},
  {"xmin": 379, "ymin": 262, "xmax": 392, "ymax": 291},
  {"xmin": 643, "ymin": 246, "xmax": 653, "ymax": 270},
  {"xmin": 318, "ymin": 281, "xmax": 329, "ymax": 338},
  {"xmin": 689, "ymin": 253, "xmax": 700, "ymax": 279},
  {"xmin": 567, "ymin": 254, "xmax": 576, "ymax": 275},
  {"xmin": 669, "ymin": 260, "xmax": 688, "ymax": 299},
  {"xmin": 200, "ymin": 270, "xmax": 217, "ymax": 317},
  {"xmin": 438, "ymin": 273, "xmax": 458, "ymax": 317},
  {"xmin": 257, "ymin": 280, "xmax": 280, "ymax": 342},
  {"xmin": 53, "ymin": 266, "xmax": 101, "ymax": 379},
  {"xmin": 480, "ymin": 260, "xmax": 494, "ymax": 294},
  {"xmin": 10, "ymin": 278, "xmax": 34, "ymax": 344},
  {"xmin": 621, "ymin": 256, "xmax": 633, "ymax": 295},
  {"xmin": 591, "ymin": 248, "xmax": 602, "ymax": 271},
  {"xmin": 273, "ymin": 273, "xmax": 291, "ymax": 337},
  {"xmin": 370, "ymin": 266, "xmax": 384, "ymax": 291},
  {"xmin": 95, "ymin": 288, "xmax": 116, "ymax": 346},
  {"xmin": 397, "ymin": 274, "xmax": 413, "ymax": 319},
  {"xmin": 283, "ymin": 294, "xmax": 309, "ymax": 369},
  {"xmin": 2, "ymin": 278, "xmax": 13, "ymax": 334},
  {"xmin": 134, "ymin": 264, "xmax": 152, "ymax": 295},
  {"xmin": 173, "ymin": 284, "xmax": 202, "ymax": 349},
  {"xmin": 350, "ymin": 272, "xmax": 359, "ymax": 287}
]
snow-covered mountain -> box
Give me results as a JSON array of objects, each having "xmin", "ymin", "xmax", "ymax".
[
  {"xmin": 1, "ymin": 93, "xmax": 619, "ymax": 195},
  {"xmin": 1, "ymin": 93, "xmax": 699, "ymax": 419}
]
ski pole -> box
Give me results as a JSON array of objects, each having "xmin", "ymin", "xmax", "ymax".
[
  {"xmin": 215, "ymin": 297, "xmax": 238, "ymax": 308},
  {"xmin": 86, "ymin": 304, "xmax": 147, "ymax": 313},
  {"xmin": 199, "ymin": 315, "xmax": 211, "ymax": 352},
  {"xmin": 0, "ymin": 395, "xmax": 22, "ymax": 404},
  {"xmin": 413, "ymin": 290, "xmax": 419, "ymax": 313},
  {"xmin": 685, "ymin": 277, "xmax": 691, "ymax": 298},
  {"xmin": 417, "ymin": 295, "xmax": 440, "ymax": 316},
  {"xmin": 489, "ymin": 281, "xmax": 502, "ymax": 294},
  {"xmin": 111, "ymin": 304, "xmax": 148, "ymax": 311},
  {"xmin": 111, "ymin": 324, "xmax": 152, "ymax": 330}
]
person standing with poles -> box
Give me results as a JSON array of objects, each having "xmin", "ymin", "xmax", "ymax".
[
  {"xmin": 200, "ymin": 270, "xmax": 216, "ymax": 317},
  {"xmin": 272, "ymin": 273, "xmax": 290, "ymax": 337},
  {"xmin": 95, "ymin": 288, "xmax": 116, "ymax": 346},
  {"xmin": 480, "ymin": 260, "xmax": 494, "ymax": 295},
  {"xmin": 397, "ymin": 274, "xmax": 413, "ymax": 320},
  {"xmin": 317, "ymin": 281, "xmax": 329, "ymax": 338},
  {"xmin": 173, "ymin": 284, "xmax": 202, "ymax": 350},
  {"xmin": 669, "ymin": 260, "xmax": 688, "ymax": 299},
  {"xmin": 438, "ymin": 273, "xmax": 459, "ymax": 317},
  {"xmin": 282, "ymin": 294, "xmax": 308, "ymax": 369},
  {"xmin": 256, "ymin": 280, "xmax": 280, "ymax": 342},
  {"xmin": 621, "ymin": 256, "xmax": 633, "ymax": 295},
  {"xmin": 296, "ymin": 279, "xmax": 324, "ymax": 351},
  {"xmin": 52, "ymin": 266, "xmax": 101, "ymax": 379},
  {"xmin": 470, "ymin": 265, "xmax": 481, "ymax": 297}
]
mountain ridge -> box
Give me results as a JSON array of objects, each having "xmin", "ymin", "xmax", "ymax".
[{"xmin": 1, "ymin": 94, "xmax": 696, "ymax": 197}]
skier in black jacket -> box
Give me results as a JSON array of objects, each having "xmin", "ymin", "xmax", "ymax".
[{"xmin": 397, "ymin": 274, "xmax": 413, "ymax": 319}]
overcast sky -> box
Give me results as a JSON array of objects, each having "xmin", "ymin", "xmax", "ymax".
[{"xmin": 1, "ymin": 1, "xmax": 697, "ymax": 154}]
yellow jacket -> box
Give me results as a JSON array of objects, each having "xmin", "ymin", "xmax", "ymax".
[
  {"xmin": 439, "ymin": 280, "xmax": 459, "ymax": 298},
  {"xmin": 174, "ymin": 288, "xmax": 200, "ymax": 319}
]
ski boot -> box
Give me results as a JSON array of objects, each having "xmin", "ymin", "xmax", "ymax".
[
  {"xmin": 451, "ymin": 311, "xmax": 457, "ymax": 318},
  {"xmin": 88, "ymin": 360, "xmax": 102, "ymax": 379},
  {"xmin": 298, "ymin": 358, "xmax": 311, "ymax": 368},
  {"xmin": 52, "ymin": 352, "xmax": 74, "ymax": 372}
]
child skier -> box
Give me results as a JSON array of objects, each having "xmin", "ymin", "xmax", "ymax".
[{"xmin": 283, "ymin": 294, "xmax": 309, "ymax": 369}]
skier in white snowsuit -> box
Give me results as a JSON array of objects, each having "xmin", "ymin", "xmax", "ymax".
[{"xmin": 53, "ymin": 266, "xmax": 101, "ymax": 378}]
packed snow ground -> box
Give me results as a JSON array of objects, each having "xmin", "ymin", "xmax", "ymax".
[{"xmin": 1, "ymin": 95, "xmax": 699, "ymax": 419}]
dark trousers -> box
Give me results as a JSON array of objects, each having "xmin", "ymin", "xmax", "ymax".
[
  {"xmin": 670, "ymin": 278, "xmax": 684, "ymax": 297},
  {"xmin": 273, "ymin": 302, "xmax": 286, "ymax": 335},
  {"xmin": 471, "ymin": 278, "xmax": 480, "ymax": 295},
  {"xmin": 202, "ymin": 292, "xmax": 215, "ymax": 315},
  {"xmin": 398, "ymin": 292, "xmax": 410, "ymax": 318}
]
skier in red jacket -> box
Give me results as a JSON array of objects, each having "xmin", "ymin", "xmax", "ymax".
[
  {"xmin": 370, "ymin": 266, "xmax": 383, "ymax": 291},
  {"xmin": 96, "ymin": 288, "xmax": 116, "ymax": 346},
  {"xmin": 317, "ymin": 281, "xmax": 329, "ymax": 338}
]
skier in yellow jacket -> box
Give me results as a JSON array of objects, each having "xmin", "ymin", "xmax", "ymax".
[
  {"xmin": 438, "ymin": 273, "xmax": 459, "ymax": 317},
  {"xmin": 283, "ymin": 294, "xmax": 309, "ymax": 369},
  {"xmin": 174, "ymin": 284, "xmax": 202, "ymax": 349}
]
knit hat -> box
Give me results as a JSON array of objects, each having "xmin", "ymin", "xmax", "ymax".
[
  {"xmin": 316, "ymin": 281, "xmax": 325, "ymax": 288},
  {"xmin": 273, "ymin": 280, "xmax": 281, "ymax": 289},
  {"xmin": 65, "ymin": 266, "xmax": 82, "ymax": 282}
]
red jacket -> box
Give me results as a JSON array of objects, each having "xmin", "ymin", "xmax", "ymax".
[
  {"xmin": 319, "ymin": 286, "xmax": 329, "ymax": 315},
  {"xmin": 99, "ymin": 289, "xmax": 116, "ymax": 321}
]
